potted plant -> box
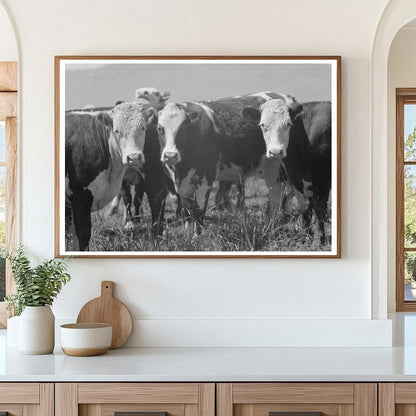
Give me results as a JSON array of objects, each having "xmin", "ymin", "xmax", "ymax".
[{"xmin": 4, "ymin": 246, "xmax": 71, "ymax": 354}]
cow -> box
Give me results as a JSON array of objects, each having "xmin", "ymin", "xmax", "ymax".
[
  {"xmin": 212, "ymin": 94, "xmax": 332, "ymax": 235},
  {"xmin": 203, "ymin": 94, "xmax": 312, "ymax": 219},
  {"xmin": 109, "ymin": 88, "xmax": 176, "ymax": 229},
  {"xmin": 241, "ymin": 96, "xmax": 332, "ymax": 244},
  {"xmin": 157, "ymin": 101, "xmax": 220, "ymax": 231},
  {"xmin": 299, "ymin": 100, "xmax": 332, "ymax": 242},
  {"xmin": 205, "ymin": 93, "xmax": 273, "ymax": 211},
  {"xmin": 65, "ymin": 101, "xmax": 157, "ymax": 251}
]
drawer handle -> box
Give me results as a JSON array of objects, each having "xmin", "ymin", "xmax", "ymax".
[
  {"xmin": 270, "ymin": 413, "xmax": 323, "ymax": 416},
  {"xmin": 115, "ymin": 412, "xmax": 168, "ymax": 416}
]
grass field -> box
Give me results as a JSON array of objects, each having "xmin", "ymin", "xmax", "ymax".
[{"xmin": 65, "ymin": 178, "xmax": 332, "ymax": 253}]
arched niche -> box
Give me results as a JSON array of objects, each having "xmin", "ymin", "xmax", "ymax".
[{"xmin": 371, "ymin": 0, "xmax": 416, "ymax": 319}]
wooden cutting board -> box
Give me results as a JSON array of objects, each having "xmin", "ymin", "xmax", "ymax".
[{"xmin": 76, "ymin": 281, "xmax": 133, "ymax": 349}]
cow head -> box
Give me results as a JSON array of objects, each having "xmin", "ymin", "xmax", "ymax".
[
  {"xmin": 134, "ymin": 87, "xmax": 171, "ymax": 111},
  {"xmin": 112, "ymin": 102, "xmax": 158, "ymax": 167},
  {"xmin": 243, "ymin": 95, "xmax": 303, "ymax": 159},
  {"xmin": 157, "ymin": 102, "xmax": 197, "ymax": 166}
]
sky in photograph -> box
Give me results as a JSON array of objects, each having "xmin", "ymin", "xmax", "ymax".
[{"xmin": 64, "ymin": 61, "xmax": 333, "ymax": 110}]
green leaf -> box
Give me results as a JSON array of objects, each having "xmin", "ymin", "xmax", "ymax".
[{"xmin": 5, "ymin": 245, "xmax": 71, "ymax": 315}]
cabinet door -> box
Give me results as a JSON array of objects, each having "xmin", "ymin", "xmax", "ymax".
[
  {"xmin": 55, "ymin": 383, "xmax": 215, "ymax": 416},
  {"xmin": 217, "ymin": 383, "xmax": 377, "ymax": 416},
  {"xmin": 0, "ymin": 383, "xmax": 53, "ymax": 416},
  {"xmin": 379, "ymin": 383, "xmax": 416, "ymax": 416}
]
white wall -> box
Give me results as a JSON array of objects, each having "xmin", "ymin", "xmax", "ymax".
[
  {"xmin": 387, "ymin": 26, "xmax": 416, "ymax": 312},
  {"xmin": 0, "ymin": 0, "xmax": 394, "ymax": 347},
  {"xmin": 0, "ymin": 3, "xmax": 16, "ymax": 61}
]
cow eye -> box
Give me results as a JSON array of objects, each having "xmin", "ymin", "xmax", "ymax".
[
  {"xmin": 114, "ymin": 129, "xmax": 120, "ymax": 134},
  {"xmin": 259, "ymin": 123, "xmax": 266, "ymax": 130},
  {"xmin": 157, "ymin": 125, "xmax": 165, "ymax": 134}
]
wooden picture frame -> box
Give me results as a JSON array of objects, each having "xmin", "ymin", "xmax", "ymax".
[{"xmin": 55, "ymin": 56, "xmax": 341, "ymax": 258}]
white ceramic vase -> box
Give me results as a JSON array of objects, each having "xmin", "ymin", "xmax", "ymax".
[{"xmin": 19, "ymin": 306, "xmax": 55, "ymax": 354}]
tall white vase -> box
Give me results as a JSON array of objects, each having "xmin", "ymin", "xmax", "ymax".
[{"xmin": 19, "ymin": 306, "xmax": 55, "ymax": 354}]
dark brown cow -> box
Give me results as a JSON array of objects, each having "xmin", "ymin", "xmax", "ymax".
[
  {"xmin": 299, "ymin": 101, "xmax": 332, "ymax": 243},
  {"xmin": 119, "ymin": 124, "xmax": 173, "ymax": 236},
  {"xmin": 65, "ymin": 102, "xmax": 157, "ymax": 251}
]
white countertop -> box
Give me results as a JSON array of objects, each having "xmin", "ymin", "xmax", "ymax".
[
  {"xmin": 2, "ymin": 345, "xmax": 416, "ymax": 382},
  {"xmin": 2, "ymin": 313, "xmax": 416, "ymax": 382}
]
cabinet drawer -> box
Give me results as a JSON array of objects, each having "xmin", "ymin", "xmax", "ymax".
[
  {"xmin": 78, "ymin": 383, "xmax": 200, "ymax": 404},
  {"xmin": 0, "ymin": 383, "xmax": 39, "ymax": 403},
  {"xmin": 56, "ymin": 383, "xmax": 215, "ymax": 416},
  {"xmin": 217, "ymin": 383, "xmax": 376, "ymax": 416},
  {"xmin": 0, "ymin": 383, "xmax": 53, "ymax": 415}
]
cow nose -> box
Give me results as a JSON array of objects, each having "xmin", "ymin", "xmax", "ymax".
[
  {"xmin": 127, "ymin": 152, "xmax": 145, "ymax": 165},
  {"xmin": 163, "ymin": 151, "xmax": 179, "ymax": 165},
  {"xmin": 267, "ymin": 148, "xmax": 285, "ymax": 159}
]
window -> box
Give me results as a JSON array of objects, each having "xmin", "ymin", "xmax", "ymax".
[
  {"xmin": 0, "ymin": 62, "xmax": 17, "ymax": 327},
  {"xmin": 396, "ymin": 89, "xmax": 416, "ymax": 311}
]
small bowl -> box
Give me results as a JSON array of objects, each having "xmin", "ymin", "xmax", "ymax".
[{"xmin": 60, "ymin": 323, "xmax": 112, "ymax": 356}]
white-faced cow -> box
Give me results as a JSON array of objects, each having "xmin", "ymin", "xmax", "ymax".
[
  {"xmin": 109, "ymin": 88, "xmax": 175, "ymax": 230},
  {"xmin": 157, "ymin": 101, "xmax": 220, "ymax": 230},
  {"xmin": 65, "ymin": 102, "xmax": 157, "ymax": 251},
  {"xmin": 242, "ymin": 96, "xmax": 332, "ymax": 244}
]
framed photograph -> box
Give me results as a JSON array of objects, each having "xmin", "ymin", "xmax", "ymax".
[{"xmin": 55, "ymin": 56, "xmax": 341, "ymax": 258}]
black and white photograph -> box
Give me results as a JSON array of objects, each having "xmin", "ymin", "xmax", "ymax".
[{"xmin": 55, "ymin": 56, "xmax": 341, "ymax": 258}]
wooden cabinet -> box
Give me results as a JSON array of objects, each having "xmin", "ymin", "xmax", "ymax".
[
  {"xmin": 55, "ymin": 383, "xmax": 215, "ymax": 416},
  {"xmin": 217, "ymin": 383, "xmax": 377, "ymax": 416},
  {"xmin": 0, "ymin": 380, "xmax": 408, "ymax": 416},
  {"xmin": 0, "ymin": 383, "xmax": 53, "ymax": 416},
  {"xmin": 379, "ymin": 383, "xmax": 416, "ymax": 416}
]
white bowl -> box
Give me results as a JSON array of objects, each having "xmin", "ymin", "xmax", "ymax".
[{"xmin": 60, "ymin": 323, "xmax": 112, "ymax": 356}]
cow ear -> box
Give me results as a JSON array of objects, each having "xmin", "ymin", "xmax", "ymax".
[
  {"xmin": 96, "ymin": 112, "xmax": 113, "ymax": 129},
  {"xmin": 146, "ymin": 107, "xmax": 158, "ymax": 125},
  {"xmin": 283, "ymin": 95, "xmax": 302, "ymax": 119},
  {"xmin": 290, "ymin": 102, "xmax": 303, "ymax": 118},
  {"xmin": 162, "ymin": 90, "xmax": 171, "ymax": 101},
  {"xmin": 242, "ymin": 106, "xmax": 261, "ymax": 122},
  {"xmin": 189, "ymin": 111, "xmax": 199, "ymax": 121},
  {"xmin": 288, "ymin": 102, "xmax": 303, "ymax": 121}
]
